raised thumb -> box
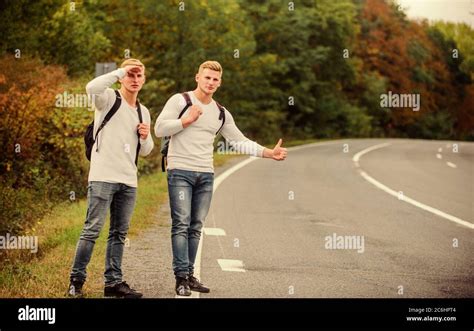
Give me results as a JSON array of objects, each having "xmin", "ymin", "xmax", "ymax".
[{"xmin": 275, "ymin": 138, "xmax": 282, "ymax": 148}]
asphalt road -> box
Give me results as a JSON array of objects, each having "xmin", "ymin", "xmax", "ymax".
[{"xmin": 199, "ymin": 139, "xmax": 474, "ymax": 298}]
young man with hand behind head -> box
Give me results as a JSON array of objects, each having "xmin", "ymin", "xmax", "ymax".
[{"xmin": 68, "ymin": 58, "xmax": 154, "ymax": 298}]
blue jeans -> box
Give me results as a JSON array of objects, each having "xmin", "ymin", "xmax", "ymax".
[
  {"xmin": 70, "ymin": 181, "xmax": 137, "ymax": 286},
  {"xmin": 167, "ymin": 169, "xmax": 214, "ymax": 278}
]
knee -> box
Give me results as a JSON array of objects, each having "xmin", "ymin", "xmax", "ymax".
[
  {"xmin": 80, "ymin": 227, "xmax": 101, "ymax": 243},
  {"xmin": 188, "ymin": 228, "xmax": 202, "ymax": 239},
  {"xmin": 108, "ymin": 228, "xmax": 127, "ymax": 242},
  {"xmin": 172, "ymin": 223, "xmax": 189, "ymax": 237},
  {"xmin": 171, "ymin": 213, "xmax": 190, "ymax": 231}
]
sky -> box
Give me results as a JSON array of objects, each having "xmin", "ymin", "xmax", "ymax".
[{"xmin": 395, "ymin": 0, "xmax": 473, "ymax": 26}]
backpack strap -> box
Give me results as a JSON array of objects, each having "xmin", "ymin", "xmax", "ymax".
[
  {"xmin": 215, "ymin": 101, "xmax": 226, "ymax": 135},
  {"xmin": 161, "ymin": 152, "xmax": 167, "ymax": 172},
  {"xmin": 179, "ymin": 92, "xmax": 192, "ymax": 118},
  {"xmin": 95, "ymin": 90, "xmax": 121, "ymax": 153},
  {"xmin": 135, "ymin": 100, "xmax": 143, "ymax": 166},
  {"xmin": 161, "ymin": 92, "xmax": 193, "ymax": 172}
]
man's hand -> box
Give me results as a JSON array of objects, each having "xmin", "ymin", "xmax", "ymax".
[
  {"xmin": 138, "ymin": 123, "xmax": 150, "ymax": 139},
  {"xmin": 264, "ymin": 138, "xmax": 287, "ymax": 161},
  {"xmin": 124, "ymin": 65, "xmax": 143, "ymax": 75},
  {"xmin": 182, "ymin": 105, "xmax": 203, "ymax": 128}
]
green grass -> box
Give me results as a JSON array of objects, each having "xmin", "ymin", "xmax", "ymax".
[{"xmin": 0, "ymin": 171, "xmax": 169, "ymax": 298}]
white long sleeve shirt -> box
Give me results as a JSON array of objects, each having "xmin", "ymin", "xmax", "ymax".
[
  {"xmin": 86, "ymin": 68, "xmax": 154, "ymax": 187},
  {"xmin": 154, "ymin": 91, "xmax": 264, "ymax": 173}
]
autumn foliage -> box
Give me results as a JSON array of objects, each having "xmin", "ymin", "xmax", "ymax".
[
  {"xmin": 356, "ymin": 0, "xmax": 472, "ymax": 137},
  {"xmin": 0, "ymin": 56, "xmax": 89, "ymax": 234}
]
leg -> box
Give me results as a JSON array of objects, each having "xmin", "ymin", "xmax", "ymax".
[
  {"xmin": 168, "ymin": 169, "xmax": 194, "ymax": 278},
  {"xmin": 70, "ymin": 182, "xmax": 116, "ymax": 282},
  {"xmin": 104, "ymin": 184, "xmax": 137, "ymax": 286},
  {"xmin": 188, "ymin": 172, "xmax": 214, "ymax": 276}
]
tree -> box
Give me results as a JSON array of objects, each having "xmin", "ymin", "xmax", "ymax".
[
  {"xmin": 355, "ymin": 0, "xmax": 465, "ymax": 138},
  {"xmin": 0, "ymin": 1, "xmax": 110, "ymax": 77},
  {"xmin": 431, "ymin": 21, "xmax": 474, "ymax": 80}
]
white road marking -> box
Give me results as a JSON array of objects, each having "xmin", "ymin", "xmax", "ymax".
[
  {"xmin": 217, "ymin": 259, "xmax": 246, "ymax": 272},
  {"xmin": 436, "ymin": 153, "xmax": 442, "ymax": 159},
  {"xmin": 352, "ymin": 142, "xmax": 391, "ymax": 166},
  {"xmin": 447, "ymin": 162, "xmax": 457, "ymax": 168},
  {"xmin": 354, "ymin": 144, "xmax": 474, "ymax": 230},
  {"xmin": 203, "ymin": 227, "xmax": 227, "ymax": 236}
]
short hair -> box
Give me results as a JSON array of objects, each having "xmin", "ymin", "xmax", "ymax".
[
  {"xmin": 120, "ymin": 58, "xmax": 145, "ymax": 72},
  {"xmin": 198, "ymin": 61, "xmax": 222, "ymax": 75}
]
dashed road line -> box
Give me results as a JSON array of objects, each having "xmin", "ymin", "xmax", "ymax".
[
  {"xmin": 217, "ymin": 259, "xmax": 246, "ymax": 272},
  {"xmin": 203, "ymin": 227, "xmax": 227, "ymax": 236}
]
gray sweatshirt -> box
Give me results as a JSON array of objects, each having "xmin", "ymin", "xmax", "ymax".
[
  {"xmin": 86, "ymin": 68, "xmax": 154, "ymax": 187},
  {"xmin": 154, "ymin": 91, "xmax": 264, "ymax": 173}
]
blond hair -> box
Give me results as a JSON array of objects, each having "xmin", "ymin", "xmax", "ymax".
[
  {"xmin": 198, "ymin": 61, "xmax": 222, "ymax": 75},
  {"xmin": 120, "ymin": 58, "xmax": 145, "ymax": 72}
]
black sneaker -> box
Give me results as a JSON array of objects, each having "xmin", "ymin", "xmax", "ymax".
[
  {"xmin": 175, "ymin": 276, "xmax": 191, "ymax": 296},
  {"xmin": 188, "ymin": 275, "xmax": 210, "ymax": 293},
  {"xmin": 104, "ymin": 281, "xmax": 143, "ymax": 298},
  {"xmin": 67, "ymin": 278, "xmax": 84, "ymax": 298}
]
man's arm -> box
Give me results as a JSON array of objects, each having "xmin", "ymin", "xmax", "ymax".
[
  {"xmin": 219, "ymin": 110, "xmax": 284, "ymax": 160},
  {"xmin": 154, "ymin": 94, "xmax": 203, "ymax": 137},
  {"xmin": 221, "ymin": 110, "xmax": 287, "ymax": 161},
  {"xmin": 154, "ymin": 94, "xmax": 186, "ymax": 137},
  {"xmin": 86, "ymin": 68, "xmax": 126, "ymax": 111}
]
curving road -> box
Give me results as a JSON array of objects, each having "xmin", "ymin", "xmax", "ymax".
[{"xmin": 199, "ymin": 139, "xmax": 474, "ymax": 298}]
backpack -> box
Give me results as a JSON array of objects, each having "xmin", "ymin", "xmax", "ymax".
[
  {"xmin": 160, "ymin": 92, "xmax": 226, "ymax": 171},
  {"xmin": 84, "ymin": 90, "xmax": 143, "ymax": 165}
]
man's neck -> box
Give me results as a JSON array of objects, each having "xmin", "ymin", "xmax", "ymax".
[
  {"xmin": 193, "ymin": 88, "xmax": 213, "ymax": 105},
  {"xmin": 120, "ymin": 87, "xmax": 138, "ymax": 107}
]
